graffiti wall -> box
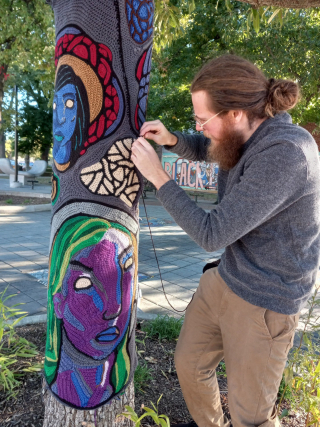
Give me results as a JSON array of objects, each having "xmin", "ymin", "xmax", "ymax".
[{"xmin": 162, "ymin": 149, "xmax": 219, "ymax": 191}]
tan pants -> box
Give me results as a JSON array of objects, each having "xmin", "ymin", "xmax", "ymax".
[{"xmin": 175, "ymin": 268, "xmax": 299, "ymax": 427}]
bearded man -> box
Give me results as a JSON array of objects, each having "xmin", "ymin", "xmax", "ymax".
[{"xmin": 131, "ymin": 55, "xmax": 320, "ymax": 427}]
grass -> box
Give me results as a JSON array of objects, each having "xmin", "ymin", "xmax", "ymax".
[
  {"xmin": 278, "ymin": 374, "xmax": 293, "ymax": 402},
  {"xmin": 218, "ymin": 361, "xmax": 227, "ymax": 377},
  {"xmin": 141, "ymin": 315, "xmax": 184, "ymax": 341},
  {"xmin": 134, "ymin": 362, "xmax": 153, "ymax": 393},
  {"xmin": 5, "ymin": 199, "xmax": 13, "ymax": 204}
]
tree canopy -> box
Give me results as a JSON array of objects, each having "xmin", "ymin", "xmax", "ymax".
[
  {"xmin": 1, "ymin": 0, "xmax": 319, "ymax": 159},
  {"xmin": 0, "ymin": 0, "xmax": 54, "ymax": 157},
  {"xmin": 147, "ymin": 1, "xmax": 320, "ymax": 135}
]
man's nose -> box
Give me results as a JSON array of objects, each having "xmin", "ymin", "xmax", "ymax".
[{"xmin": 195, "ymin": 123, "xmax": 203, "ymax": 132}]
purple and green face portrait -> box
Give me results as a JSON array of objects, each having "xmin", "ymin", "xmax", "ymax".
[
  {"xmin": 44, "ymin": 216, "xmax": 137, "ymax": 395},
  {"xmin": 53, "ymin": 228, "xmax": 134, "ymax": 359}
]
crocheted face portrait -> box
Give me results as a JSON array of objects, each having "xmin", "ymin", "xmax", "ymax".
[
  {"xmin": 53, "ymin": 64, "xmax": 89, "ymax": 169},
  {"xmin": 52, "ymin": 27, "xmax": 125, "ymax": 172},
  {"xmin": 44, "ymin": 216, "xmax": 137, "ymax": 407}
]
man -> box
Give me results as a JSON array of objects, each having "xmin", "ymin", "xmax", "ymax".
[{"xmin": 131, "ymin": 55, "xmax": 320, "ymax": 427}]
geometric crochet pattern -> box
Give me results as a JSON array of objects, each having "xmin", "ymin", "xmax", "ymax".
[
  {"xmin": 126, "ymin": 0, "xmax": 154, "ymax": 43},
  {"xmin": 80, "ymin": 138, "xmax": 140, "ymax": 207},
  {"xmin": 46, "ymin": 0, "xmax": 153, "ymax": 410}
]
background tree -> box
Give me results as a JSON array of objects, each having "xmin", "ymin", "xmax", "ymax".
[
  {"xmin": 237, "ymin": 0, "xmax": 320, "ymax": 7},
  {"xmin": 18, "ymin": 71, "xmax": 53, "ymax": 162},
  {"xmin": 147, "ymin": 1, "xmax": 320, "ymax": 140},
  {"xmin": 0, "ymin": 0, "xmax": 54, "ymax": 158}
]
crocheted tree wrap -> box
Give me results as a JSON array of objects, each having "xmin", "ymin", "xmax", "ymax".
[{"xmin": 46, "ymin": 0, "xmax": 153, "ymax": 409}]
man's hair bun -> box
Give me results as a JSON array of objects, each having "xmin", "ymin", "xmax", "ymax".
[{"xmin": 265, "ymin": 78, "xmax": 300, "ymax": 117}]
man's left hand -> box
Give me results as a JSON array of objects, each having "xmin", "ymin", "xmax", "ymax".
[{"xmin": 131, "ymin": 137, "xmax": 170, "ymax": 190}]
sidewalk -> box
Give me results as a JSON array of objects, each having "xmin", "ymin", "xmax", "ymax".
[
  {"xmin": 0, "ymin": 174, "xmax": 51, "ymax": 197},
  {"xmin": 0, "ymin": 182, "xmax": 222, "ymax": 319},
  {"xmin": 0, "ymin": 181, "xmax": 319, "ymax": 340}
]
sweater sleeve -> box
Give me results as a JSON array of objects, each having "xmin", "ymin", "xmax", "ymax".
[
  {"xmin": 157, "ymin": 142, "xmax": 307, "ymax": 252},
  {"xmin": 164, "ymin": 131, "xmax": 211, "ymax": 162}
]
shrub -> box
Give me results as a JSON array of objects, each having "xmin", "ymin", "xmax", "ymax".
[
  {"xmin": 278, "ymin": 286, "xmax": 320, "ymax": 426},
  {"xmin": 0, "ymin": 288, "xmax": 43, "ymax": 398}
]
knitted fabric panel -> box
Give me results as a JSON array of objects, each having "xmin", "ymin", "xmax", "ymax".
[{"xmin": 45, "ymin": 0, "xmax": 153, "ymax": 409}]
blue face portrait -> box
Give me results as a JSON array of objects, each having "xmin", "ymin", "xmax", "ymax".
[{"xmin": 53, "ymin": 83, "xmax": 77, "ymax": 165}]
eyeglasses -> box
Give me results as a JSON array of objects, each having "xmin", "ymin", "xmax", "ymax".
[{"xmin": 193, "ymin": 111, "xmax": 222, "ymax": 129}]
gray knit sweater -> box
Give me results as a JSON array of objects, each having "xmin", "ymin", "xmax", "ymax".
[{"xmin": 157, "ymin": 113, "xmax": 320, "ymax": 314}]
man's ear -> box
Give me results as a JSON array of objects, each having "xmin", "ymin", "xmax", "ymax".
[{"xmin": 231, "ymin": 110, "xmax": 243, "ymax": 123}]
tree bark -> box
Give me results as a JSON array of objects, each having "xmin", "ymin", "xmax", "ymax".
[
  {"xmin": 238, "ymin": 0, "xmax": 320, "ymax": 7},
  {"xmin": 41, "ymin": 146, "xmax": 49, "ymax": 163},
  {"xmin": 25, "ymin": 153, "xmax": 30, "ymax": 171},
  {"xmin": 43, "ymin": 381, "xmax": 134, "ymax": 427}
]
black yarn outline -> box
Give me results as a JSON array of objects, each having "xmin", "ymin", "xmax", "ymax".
[
  {"xmin": 114, "ymin": 0, "xmax": 135, "ymax": 136},
  {"xmin": 134, "ymin": 46, "xmax": 152, "ymax": 131}
]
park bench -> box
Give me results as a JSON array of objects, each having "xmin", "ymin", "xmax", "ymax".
[
  {"xmin": 187, "ymin": 188, "xmax": 218, "ymax": 204},
  {"xmin": 0, "ymin": 158, "xmax": 47, "ymax": 186}
]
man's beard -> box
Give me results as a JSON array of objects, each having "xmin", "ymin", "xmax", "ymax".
[{"xmin": 206, "ymin": 123, "xmax": 246, "ymax": 171}]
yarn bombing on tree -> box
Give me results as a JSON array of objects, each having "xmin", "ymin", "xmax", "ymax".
[{"xmin": 45, "ymin": 0, "xmax": 154, "ymax": 410}]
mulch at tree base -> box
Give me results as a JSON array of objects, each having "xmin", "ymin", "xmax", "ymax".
[
  {"xmin": 0, "ymin": 196, "xmax": 50, "ymax": 206},
  {"xmin": 0, "ymin": 323, "xmax": 307, "ymax": 427}
]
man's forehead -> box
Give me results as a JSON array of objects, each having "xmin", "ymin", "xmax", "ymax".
[{"xmin": 191, "ymin": 91, "xmax": 214, "ymax": 118}]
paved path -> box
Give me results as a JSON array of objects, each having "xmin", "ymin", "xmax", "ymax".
[
  {"xmin": 0, "ymin": 181, "xmax": 319, "ymax": 340},
  {"xmin": 0, "ymin": 175, "xmax": 51, "ymax": 196},
  {"xmin": 0, "ymin": 193, "xmax": 223, "ymax": 318}
]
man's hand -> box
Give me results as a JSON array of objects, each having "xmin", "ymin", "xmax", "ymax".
[
  {"xmin": 131, "ymin": 137, "xmax": 170, "ymax": 190},
  {"xmin": 140, "ymin": 120, "xmax": 178, "ymax": 147}
]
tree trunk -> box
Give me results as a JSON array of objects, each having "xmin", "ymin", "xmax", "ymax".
[
  {"xmin": 25, "ymin": 153, "xmax": 30, "ymax": 171},
  {"xmin": 0, "ymin": 68, "xmax": 7, "ymax": 158},
  {"xmin": 43, "ymin": 0, "xmax": 153, "ymax": 424},
  {"xmin": 238, "ymin": 0, "xmax": 320, "ymax": 7},
  {"xmin": 41, "ymin": 146, "xmax": 49, "ymax": 163},
  {"xmin": 43, "ymin": 381, "xmax": 134, "ymax": 427}
]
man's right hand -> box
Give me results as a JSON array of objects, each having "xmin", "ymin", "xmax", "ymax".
[{"xmin": 140, "ymin": 120, "xmax": 178, "ymax": 147}]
